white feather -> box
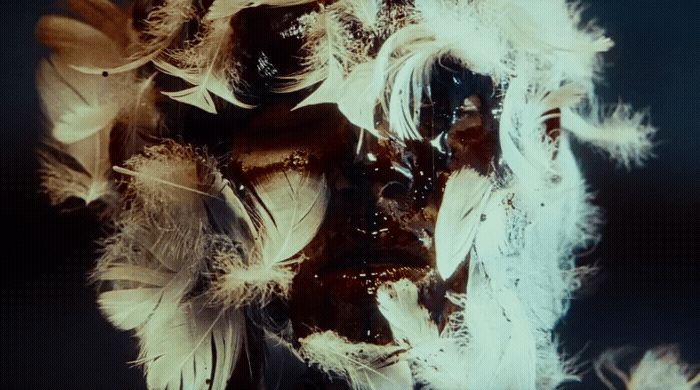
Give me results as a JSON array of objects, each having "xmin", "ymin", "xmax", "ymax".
[
  {"xmin": 298, "ymin": 331, "xmax": 407, "ymax": 390},
  {"xmin": 376, "ymin": 279, "xmax": 439, "ymax": 347},
  {"xmin": 561, "ymin": 104, "xmax": 656, "ymax": 168},
  {"xmin": 596, "ymin": 347, "xmax": 699, "ymax": 390},
  {"xmin": 211, "ymin": 170, "xmax": 329, "ymax": 306},
  {"xmin": 434, "ymin": 169, "xmax": 493, "ymax": 280},
  {"xmin": 155, "ymin": 17, "xmax": 254, "ymax": 113},
  {"xmin": 95, "ymin": 144, "xmax": 247, "ymax": 390},
  {"xmin": 140, "ymin": 299, "xmax": 244, "ymax": 390},
  {"xmin": 461, "ymin": 261, "xmax": 537, "ymax": 390}
]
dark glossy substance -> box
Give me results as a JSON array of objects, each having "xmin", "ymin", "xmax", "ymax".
[{"xmin": 129, "ymin": 1, "xmax": 501, "ymax": 386}]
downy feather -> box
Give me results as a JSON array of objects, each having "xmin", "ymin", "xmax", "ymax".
[
  {"xmin": 448, "ymin": 261, "xmax": 537, "ymax": 390},
  {"xmin": 279, "ymin": 0, "xmax": 386, "ymax": 95},
  {"xmin": 211, "ymin": 170, "xmax": 329, "ymax": 307},
  {"xmin": 298, "ymin": 330, "xmax": 409, "ymax": 390},
  {"xmin": 281, "ymin": 4, "xmax": 358, "ymax": 94},
  {"xmin": 376, "ymin": 279, "xmax": 439, "ymax": 347},
  {"xmin": 95, "ymin": 143, "xmax": 247, "ymax": 390},
  {"xmin": 561, "ymin": 103, "xmax": 656, "ymax": 169},
  {"xmin": 595, "ymin": 347, "xmax": 700, "ymax": 390}
]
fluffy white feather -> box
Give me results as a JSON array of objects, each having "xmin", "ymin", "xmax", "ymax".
[
  {"xmin": 298, "ymin": 331, "xmax": 408, "ymax": 390},
  {"xmin": 561, "ymin": 104, "xmax": 656, "ymax": 168},
  {"xmin": 139, "ymin": 298, "xmax": 244, "ymax": 390},
  {"xmin": 376, "ymin": 279, "xmax": 439, "ymax": 347},
  {"xmin": 211, "ymin": 170, "xmax": 329, "ymax": 307},
  {"xmin": 434, "ymin": 168, "xmax": 493, "ymax": 280},
  {"xmin": 38, "ymin": 135, "xmax": 113, "ymax": 207},
  {"xmin": 95, "ymin": 144, "xmax": 247, "ymax": 390},
  {"xmin": 456, "ymin": 261, "xmax": 538, "ymax": 390},
  {"xmin": 596, "ymin": 347, "xmax": 699, "ymax": 390}
]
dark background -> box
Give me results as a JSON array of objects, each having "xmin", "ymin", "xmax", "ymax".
[{"xmin": 1, "ymin": 1, "xmax": 697, "ymax": 389}]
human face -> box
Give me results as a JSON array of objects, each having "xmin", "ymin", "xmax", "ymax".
[{"xmin": 221, "ymin": 2, "xmax": 501, "ymax": 345}]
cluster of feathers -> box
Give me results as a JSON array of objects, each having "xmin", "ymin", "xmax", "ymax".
[{"xmin": 36, "ymin": 0, "xmax": 695, "ymax": 389}]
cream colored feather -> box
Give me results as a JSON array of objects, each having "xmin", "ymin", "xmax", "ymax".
[
  {"xmin": 561, "ymin": 104, "xmax": 656, "ymax": 169},
  {"xmin": 298, "ymin": 331, "xmax": 408, "ymax": 390},
  {"xmin": 596, "ymin": 347, "xmax": 699, "ymax": 390},
  {"xmin": 73, "ymin": 0, "xmax": 195, "ymax": 75},
  {"xmin": 156, "ymin": 15, "xmax": 254, "ymax": 113},
  {"xmin": 211, "ymin": 170, "xmax": 329, "ymax": 307},
  {"xmin": 36, "ymin": 59, "xmax": 123, "ymax": 205},
  {"xmin": 434, "ymin": 169, "xmax": 493, "ymax": 280},
  {"xmin": 95, "ymin": 144, "xmax": 247, "ymax": 390}
]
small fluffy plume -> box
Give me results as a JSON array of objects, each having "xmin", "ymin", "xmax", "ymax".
[
  {"xmin": 376, "ymin": 279, "xmax": 461, "ymax": 389},
  {"xmin": 279, "ymin": 0, "xmax": 395, "ymax": 94},
  {"xmin": 561, "ymin": 104, "xmax": 656, "ymax": 169},
  {"xmin": 596, "ymin": 347, "xmax": 699, "ymax": 390},
  {"xmin": 95, "ymin": 143, "xmax": 247, "ymax": 390},
  {"xmin": 434, "ymin": 168, "xmax": 493, "ymax": 280},
  {"xmin": 298, "ymin": 331, "xmax": 410, "ymax": 390},
  {"xmin": 498, "ymin": 78, "xmax": 586, "ymax": 185},
  {"xmin": 210, "ymin": 170, "xmax": 329, "ymax": 307},
  {"xmin": 155, "ymin": 16, "xmax": 253, "ymax": 113}
]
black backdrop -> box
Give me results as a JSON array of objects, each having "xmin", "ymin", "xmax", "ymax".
[{"xmin": 1, "ymin": 1, "xmax": 698, "ymax": 389}]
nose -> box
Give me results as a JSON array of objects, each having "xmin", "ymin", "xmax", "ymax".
[{"xmin": 334, "ymin": 143, "xmax": 440, "ymax": 246}]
